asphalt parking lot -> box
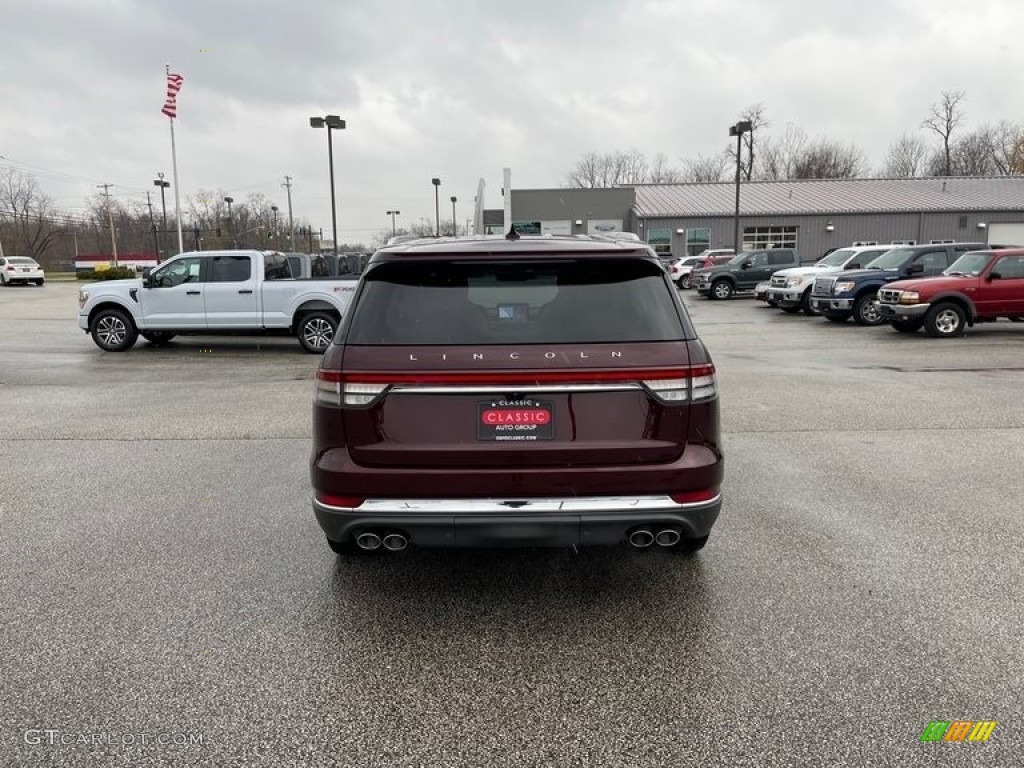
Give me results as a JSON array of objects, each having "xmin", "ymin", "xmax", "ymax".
[{"xmin": 2, "ymin": 281, "xmax": 1022, "ymax": 767}]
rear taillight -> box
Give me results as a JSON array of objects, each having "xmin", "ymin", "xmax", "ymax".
[
  {"xmin": 315, "ymin": 370, "xmax": 388, "ymax": 407},
  {"xmin": 316, "ymin": 494, "xmax": 365, "ymax": 508},
  {"xmin": 642, "ymin": 364, "xmax": 717, "ymax": 404},
  {"xmin": 671, "ymin": 488, "xmax": 720, "ymax": 504}
]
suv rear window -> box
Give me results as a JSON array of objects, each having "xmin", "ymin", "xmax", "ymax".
[{"xmin": 344, "ymin": 258, "xmax": 687, "ymax": 345}]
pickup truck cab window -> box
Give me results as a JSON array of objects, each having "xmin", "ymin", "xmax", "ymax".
[
  {"xmin": 992, "ymin": 254, "xmax": 1024, "ymax": 279},
  {"xmin": 768, "ymin": 251, "xmax": 793, "ymax": 265},
  {"xmin": 209, "ymin": 255, "xmax": 252, "ymax": 283},
  {"xmin": 153, "ymin": 257, "xmax": 203, "ymax": 287},
  {"xmin": 913, "ymin": 250, "xmax": 949, "ymax": 271}
]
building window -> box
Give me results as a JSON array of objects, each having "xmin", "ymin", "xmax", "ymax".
[
  {"xmin": 743, "ymin": 225, "xmax": 798, "ymax": 250},
  {"xmin": 647, "ymin": 227, "xmax": 671, "ymax": 254},
  {"xmin": 958, "ymin": 216, "xmax": 968, "ymax": 229}
]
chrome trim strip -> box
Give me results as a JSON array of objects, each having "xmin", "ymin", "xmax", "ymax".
[
  {"xmin": 389, "ymin": 383, "xmax": 643, "ymax": 395},
  {"xmin": 314, "ymin": 493, "xmax": 721, "ymax": 514}
]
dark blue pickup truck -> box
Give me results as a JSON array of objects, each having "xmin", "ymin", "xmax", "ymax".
[{"xmin": 809, "ymin": 242, "xmax": 989, "ymax": 325}]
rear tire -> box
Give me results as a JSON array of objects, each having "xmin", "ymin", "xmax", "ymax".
[
  {"xmin": 924, "ymin": 302, "xmax": 966, "ymax": 338},
  {"xmin": 89, "ymin": 308, "xmax": 138, "ymax": 352},
  {"xmin": 853, "ymin": 293, "xmax": 884, "ymax": 326},
  {"xmin": 297, "ymin": 311, "xmax": 338, "ymax": 353},
  {"xmin": 36, "ymin": 279, "xmax": 45, "ymax": 286},
  {"xmin": 890, "ymin": 318, "xmax": 923, "ymax": 334}
]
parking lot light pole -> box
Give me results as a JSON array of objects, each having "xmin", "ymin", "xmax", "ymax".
[
  {"xmin": 310, "ymin": 115, "xmax": 346, "ymax": 256},
  {"xmin": 153, "ymin": 174, "xmax": 170, "ymax": 260},
  {"xmin": 386, "ymin": 210, "xmax": 400, "ymax": 238},
  {"xmin": 432, "ymin": 178, "xmax": 441, "ymax": 237},
  {"xmin": 450, "ymin": 196, "xmax": 457, "ymax": 236},
  {"xmin": 224, "ymin": 196, "xmax": 235, "ymax": 247},
  {"xmin": 271, "ymin": 205, "xmax": 279, "ymax": 241},
  {"xmin": 729, "ymin": 120, "xmax": 752, "ymax": 253}
]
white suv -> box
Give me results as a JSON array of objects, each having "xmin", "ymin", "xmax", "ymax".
[{"xmin": 0, "ymin": 256, "xmax": 45, "ymax": 286}]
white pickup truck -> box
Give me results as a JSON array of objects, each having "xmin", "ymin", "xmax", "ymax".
[
  {"xmin": 765, "ymin": 245, "xmax": 893, "ymax": 314},
  {"xmin": 77, "ymin": 250, "xmax": 358, "ymax": 352}
]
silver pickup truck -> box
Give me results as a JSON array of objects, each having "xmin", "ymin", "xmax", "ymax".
[{"xmin": 77, "ymin": 250, "xmax": 357, "ymax": 352}]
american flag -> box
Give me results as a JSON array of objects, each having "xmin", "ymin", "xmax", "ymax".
[{"xmin": 161, "ymin": 72, "xmax": 184, "ymax": 118}]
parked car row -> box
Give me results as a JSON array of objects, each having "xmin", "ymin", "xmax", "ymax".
[{"xmin": 747, "ymin": 242, "xmax": 1024, "ymax": 337}]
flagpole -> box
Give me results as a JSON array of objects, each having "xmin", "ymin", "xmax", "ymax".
[{"xmin": 166, "ymin": 63, "xmax": 184, "ymax": 254}]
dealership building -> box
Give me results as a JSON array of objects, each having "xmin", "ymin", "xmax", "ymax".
[{"xmin": 487, "ymin": 176, "xmax": 1024, "ymax": 258}]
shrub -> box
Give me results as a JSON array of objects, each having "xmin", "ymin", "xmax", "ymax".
[{"xmin": 78, "ymin": 267, "xmax": 139, "ymax": 281}]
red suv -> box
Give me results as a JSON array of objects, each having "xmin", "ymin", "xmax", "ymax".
[{"xmin": 311, "ymin": 234, "xmax": 724, "ymax": 555}]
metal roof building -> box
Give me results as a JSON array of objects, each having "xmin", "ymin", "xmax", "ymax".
[{"xmin": 502, "ymin": 176, "xmax": 1024, "ymax": 258}]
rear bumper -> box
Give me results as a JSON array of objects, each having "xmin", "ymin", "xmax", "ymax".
[{"xmin": 313, "ymin": 494, "xmax": 722, "ymax": 548}]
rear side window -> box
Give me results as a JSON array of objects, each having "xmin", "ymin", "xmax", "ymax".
[
  {"xmin": 345, "ymin": 258, "xmax": 688, "ymax": 345},
  {"xmin": 768, "ymin": 251, "xmax": 793, "ymax": 265},
  {"xmin": 209, "ymin": 255, "xmax": 251, "ymax": 282},
  {"xmin": 264, "ymin": 254, "xmax": 292, "ymax": 280}
]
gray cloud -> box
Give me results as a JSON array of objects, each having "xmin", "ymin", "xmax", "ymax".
[{"xmin": 2, "ymin": 0, "xmax": 1023, "ymax": 243}]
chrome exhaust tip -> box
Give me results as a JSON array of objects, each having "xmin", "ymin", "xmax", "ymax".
[
  {"xmin": 382, "ymin": 533, "xmax": 408, "ymax": 552},
  {"xmin": 628, "ymin": 528, "xmax": 655, "ymax": 548},
  {"xmin": 356, "ymin": 532, "xmax": 382, "ymax": 551},
  {"xmin": 655, "ymin": 528, "xmax": 681, "ymax": 547}
]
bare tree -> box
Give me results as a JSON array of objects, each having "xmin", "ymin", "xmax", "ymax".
[
  {"xmin": 986, "ymin": 120, "xmax": 1024, "ymax": 175},
  {"xmin": 756, "ymin": 124, "xmax": 808, "ymax": 180},
  {"xmin": 881, "ymin": 133, "xmax": 928, "ymax": 177},
  {"xmin": 922, "ymin": 90, "xmax": 966, "ymax": 176},
  {"xmin": 738, "ymin": 103, "xmax": 767, "ymax": 181},
  {"xmin": 682, "ymin": 153, "xmax": 730, "ymax": 182},
  {"xmin": 647, "ymin": 152, "xmax": 684, "ymax": 183},
  {"xmin": 792, "ymin": 139, "xmax": 865, "ymax": 179},
  {"xmin": 0, "ymin": 167, "xmax": 62, "ymax": 260},
  {"xmin": 564, "ymin": 150, "xmax": 683, "ymax": 187}
]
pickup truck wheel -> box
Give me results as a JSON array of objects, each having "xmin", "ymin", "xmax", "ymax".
[
  {"xmin": 853, "ymin": 293, "xmax": 884, "ymax": 326},
  {"xmin": 800, "ymin": 289, "xmax": 816, "ymax": 316},
  {"xmin": 890, "ymin": 318, "xmax": 923, "ymax": 334},
  {"xmin": 710, "ymin": 280, "xmax": 734, "ymax": 300},
  {"xmin": 140, "ymin": 331, "xmax": 177, "ymax": 345},
  {"xmin": 298, "ymin": 311, "xmax": 338, "ymax": 353},
  {"xmin": 35, "ymin": 279, "xmax": 45, "ymax": 286},
  {"xmin": 90, "ymin": 308, "xmax": 138, "ymax": 351},
  {"xmin": 924, "ymin": 302, "xmax": 966, "ymax": 338}
]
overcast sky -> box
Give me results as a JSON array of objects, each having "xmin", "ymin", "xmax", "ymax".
[{"xmin": 2, "ymin": 0, "xmax": 1022, "ymax": 245}]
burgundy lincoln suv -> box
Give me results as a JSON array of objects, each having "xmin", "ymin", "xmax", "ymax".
[{"xmin": 311, "ymin": 233, "xmax": 723, "ymax": 555}]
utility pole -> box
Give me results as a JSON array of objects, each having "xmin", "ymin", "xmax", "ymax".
[
  {"xmin": 145, "ymin": 191, "xmax": 159, "ymax": 260},
  {"xmin": 282, "ymin": 176, "xmax": 295, "ymax": 251},
  {"xmin": 96, "ymin": 183, "xmax": 118, "ymax": 267}
]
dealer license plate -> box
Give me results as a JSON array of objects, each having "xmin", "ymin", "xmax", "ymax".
[{"xmin": 478, "ymin": 399, "xmax": 554, "ymax": 441}]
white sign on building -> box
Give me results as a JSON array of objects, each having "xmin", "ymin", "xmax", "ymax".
[
  {"xmin": 587, "ymin": 219, "xmax": 623, "ymax": 234},
  {"xmin": 541, "ymin": 220, "xmax": 571, "ymax": 236}
]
